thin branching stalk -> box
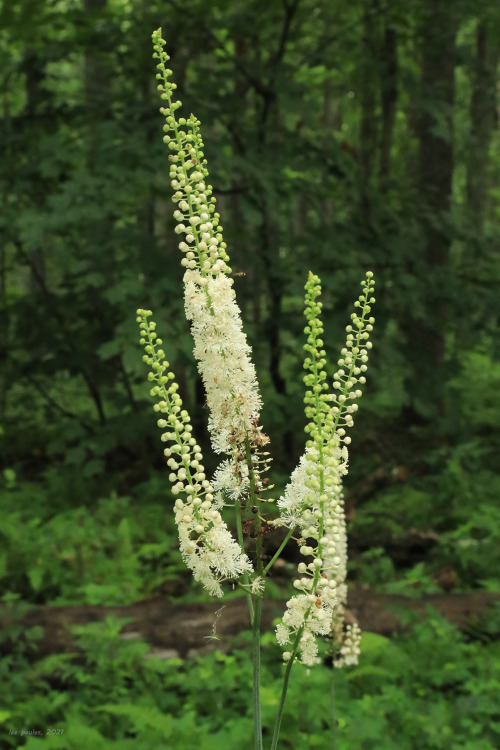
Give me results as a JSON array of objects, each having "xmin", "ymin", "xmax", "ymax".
[{"xmin": 264, "ymin": 527, "xmax": 295, "ymax": 573}]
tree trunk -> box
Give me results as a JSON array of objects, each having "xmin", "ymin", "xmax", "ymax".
[
  {"xmin": 466, "ymin": 22, "xmax": 499, "ymax": 231},
  {"xmin": 379, "ymin": 22, "xmax": 398, "ymax": 183},
  {"xmin": 403, "ymin": 0, "xmax": 458, "ymax": 425},
  {"xmin": 83, "ymin": 0, "xmax": 111, "ymax": 118},
  {"xmin": 359, "ymin": 2, "xmax": 379, "ymax": 190}
]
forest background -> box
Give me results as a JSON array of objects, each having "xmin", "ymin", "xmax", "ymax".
[{"xmin": 1, "ymin": 0, "xmax": 500, "ymax": 748}]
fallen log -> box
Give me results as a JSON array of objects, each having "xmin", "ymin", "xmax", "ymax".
[{"xmin": 1, "ymin": 590, "xmax": 498, "ymax": 659}]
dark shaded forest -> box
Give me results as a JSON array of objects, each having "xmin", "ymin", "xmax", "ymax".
[{"xmin": 1, "ymin": 1, "xmax": 500, "ymax": 748}]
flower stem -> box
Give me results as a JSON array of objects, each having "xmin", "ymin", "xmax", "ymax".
[
  {"xmin": 270, "ymin": 627, "xmax": 303, "ymax": 750},
  {"xmin": 330, "ymin": 663, "xmax": 338, "ymax": 750},
  {"xmin": 264, "ymin": 526, "xmax": 295, "ymax": 574},
  {"xmin": 252, "ymin": 594, "xmax": 263, "ymax": 750},
  {"xmin": 241, "ymin": 435, "xmax": 265, "ymax": 750},
  {"xmin": 235, "ymin": 498, "xmax": 254, "ymax": 624}
]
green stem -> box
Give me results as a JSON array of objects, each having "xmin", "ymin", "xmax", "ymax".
[
  {"xmin": 252, "ymin": 595, "xmax": 263, "ymax": 750},
  {"xmin": 270, "ymin": 627, "xmax": 303, "ymax": 750},
  {"xmin": 330, "ymin": 663, "xmax": 338, "ymax": 750},
  {"xmin": 235, "ymin": 498, "xmax": 254, "ymax": 624},
  {"xmin": 241, "ymin": 436, "xmax": 265, "ymax": 750},
  {"xmin": 264, "ymin": 526, "xmax": 295, "ymax": 574}
]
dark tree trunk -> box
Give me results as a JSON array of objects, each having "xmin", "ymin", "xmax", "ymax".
[
  {"xmin": 466, "ymin": 22, "xmax": 499, "ymax": 231},
  {"xmin": 359, "ymin": 3, "xmax": 379, "ymax": 189},
  {"xmin": 379, "ymin": 23, "xmax": 398, "ymax": 183},
  {"xmin": 83, "ymin": 0, "xmax": 111, "ymax": 119},
  {"xmin": 402, "ymin": 0, "xmax": 458, "ymax": 425}
]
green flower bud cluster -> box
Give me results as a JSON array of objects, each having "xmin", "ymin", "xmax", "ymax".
[
  {"xmin": 137, "ymin": 308, "xmax": 252, "ymax": 596},
  {"xmin": 303, "ymin": 271, "xmax": 331, "ymax": 449},
  {"xmin": 327, "ymin": 271, "xmax": 375, "ymax": 443},
  {"xmin": 152, "ymin": 29, "xmax": 231, "ymax": 277},
  {"xmin": 304, "ymin": 270, "xmax": 375, "ymax": 452}
]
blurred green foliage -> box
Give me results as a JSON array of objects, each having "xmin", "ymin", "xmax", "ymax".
[
  {"xmin": 0, "ymin": 486, "xmax": 186, "ymax": 604},
  {"xmin": 1, "ymin": 0, "xmax": 500, "ymax": 745},
  {"xmin": 0, "ymin": 611, "xmax": 499, "ymax": 749}
]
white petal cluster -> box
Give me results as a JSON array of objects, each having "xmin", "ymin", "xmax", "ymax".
[
  {"xmin": 276, "ymin": 446, "xmax": 347, "ymax": 665},
  {"xmin": 184, "ymin": 269, "xmax": 263, "ymax": 455},
  {"xmin": 212, "ymin": 458, "xmax": 250, "ymax": 500},
  {"xmin": 137, "ymin": 309, "xmax": 253, "ymax": 597},
  {"xmin": 175, "ymin": 507, "xmax": 253, "ymax": 597}
]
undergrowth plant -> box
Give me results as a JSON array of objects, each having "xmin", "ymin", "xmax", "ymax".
[{"xmin": 137, "ymin": 28, "xmax": 375, "ymax": 750}]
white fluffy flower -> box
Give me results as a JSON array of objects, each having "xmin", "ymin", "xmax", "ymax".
[
  {"xmin": 184, "ymin": 270, "xmax": 262, "ymax": 454},
  {"xmin": 175, "ymin": 500, "xmax": 253, "ymax": 597},
  {"xmin": 276, "ymin": 623, "xmax": 290, "ymax": 646},
  {"xmin": 278, "ymin": 444, "xmax": 348, "ymax": 527},
  {"xmin": 275, "ymin": 437, "xmax": 350, "ymax": 662},
  {"xmin": 212, "ymin": 458, "xmax": 250, "ymax": 500}
]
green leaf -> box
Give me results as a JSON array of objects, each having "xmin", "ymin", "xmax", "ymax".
[
  {"xmin": 359, "ymin": 631, "xmax": 391, "ymax": 655},
  {"xmin": 3, "ymin": 468, "xmax": 16, "ymax": 487},
  {"xmin": 97, "ymin": 340, "xmax": 121, "ymax": 361},
  {"xmin": 345, "ymin": 664, "xmax": 394, "ymax": 682},
  {"xmin": 96, "ymin": 704, "xmax": 174, "ymax": 738},
  {"xmin": 27, "ymin": 564, "xmax": 44, "ymax": 593}
]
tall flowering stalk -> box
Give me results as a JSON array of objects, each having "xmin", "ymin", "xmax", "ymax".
[
  {"xmin": 275, "ymin": 271, "xmax": 374, "ymax": 668},
  {"xmin": 152, "ymin": 30, "xmax": 269, "ymax": 493},
  {"xmin": 136, "ymin": 309, "xmax": 253, "ymax": 597},
  {"xmin": 269, "ymin": 274, "xmax": 374, "ymax": 750},
  {"xmin": 138, "ymin": 28, "xmax": 375, "ymax": 750}
]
